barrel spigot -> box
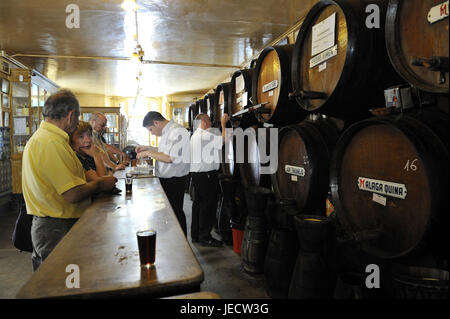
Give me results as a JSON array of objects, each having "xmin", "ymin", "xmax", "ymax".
[
  {"xmin": 411, "ymin": 56, "xmax": 449, "ymax": 84},
  {"xmin": 289, "ymin": 90, "xmax": 327, "ymax": 101}
]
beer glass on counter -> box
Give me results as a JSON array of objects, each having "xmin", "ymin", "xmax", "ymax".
[
  {"xmin": 125, "ymin": 173, "xmax": 133, "ymax": 194},
  {"xmin": 137, "ymin": 230, "xmax": 157, "ymax": 266}
]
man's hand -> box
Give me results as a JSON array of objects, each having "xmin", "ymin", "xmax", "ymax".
[
  {"xmin": 97, "ymin": 175, "xmax": 118, "ymax": 192},
  {"xmin": 135, "ymin": 145, "xmax": 149, "ymax": 153},
  {"xmin": 114, "ymin": 163, "xmax": 126, "ymax": 171},
  {"xmin": 62, "ymin": 175, "xmax": 118, "ymax": 203},
  {"xmin": 136, "ymin": 150, "xmax": 153, "ymax": 159}
]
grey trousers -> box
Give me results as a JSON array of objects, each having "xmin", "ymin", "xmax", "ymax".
[{"xmin": 31, "ymin": 216, "xmax": 78, "ymax": 272}]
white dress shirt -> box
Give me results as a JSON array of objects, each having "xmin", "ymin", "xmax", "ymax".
[
  {"xmin": 190, "ymin": 127, "xmax": 222, "ymax": 173},
  {"xmin": 156, "ymin": 120, "xmax": 190, "ymax": 178}
]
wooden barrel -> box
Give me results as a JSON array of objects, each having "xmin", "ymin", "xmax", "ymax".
[
  {"xmin": 333, "ymin": 271, "xmax": 384, "ymax": 299},
  {"xmin": 230, "ymin": 69, "xmax": 258, "ymax": 129},
  {"xmin": 288, "ymin": 215, "xmax": 336, "ymax": 299},
  {"xmin": 266, "ymin": 198, "xmax": 300, "ymax": 231},
  {"xmin": 272, "ymin": 117, "xmax": 340, "ymax": 213},
  {"xmin": 264, "ymin": 229, "xmax": 299, "ymax": 298},
  {"xmin": 213, "ymin": 82, "xmax": 231, "ymax": 128},
  {"xmin": 221, "ymin": 125, "xmax": 239, "ymax": 178},
  {"xmin": 196, "ymin": 98, "xmax": 207, "ymax": 115},
  {"xmin": 241, "ymin": 216, "xmax": 269, "ymax": 274},
  {"xmin": 217, "ymin": 177, "xmax": 235, "ymax": 245},
  {"xmin": 252, "ymin": 45, "xmax": 307, "ymax": 126},
  {"xmin": 237, "ymin": 125, "xmax": 273, "ymax": 189},
  {"xmin": 245, "ymin": 186, "xmax": 272, "ymax": 218},
  {"xmin": 386, "ymin": 0, "xmax": 449, "ymax": 94},
  {"xmin": 204, "ymin": 93, "xmax": 215, "ymax": 122},
  {"xmin": 390, "ymin": 264, "xmax": 449, "ymax": 299},
  {"xmin": 330, "ymin": 108, "xmax": 449, "ymax": 259},
  {"xmin": 188, "ymin": 103, "xmax": 196, "ymax": 132},
  {"xmin": 291, "ymin": 0, "xmax": 404, "ymax": 119}
]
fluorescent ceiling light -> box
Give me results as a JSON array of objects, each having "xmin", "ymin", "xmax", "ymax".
[{"xmin": 121, "ymin": 0, "xmax": 138, "ymax": 12}]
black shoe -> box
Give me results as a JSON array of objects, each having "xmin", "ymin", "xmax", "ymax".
[{"xmin": 200, "ymin": 238, "xmax": 222, "ymax": 247}]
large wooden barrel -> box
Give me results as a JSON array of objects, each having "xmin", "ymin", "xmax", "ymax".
[
  {"xmin": 196, "ymin": 98, "xmax": 207, "ymax": 115},
  {"xmin": 330, "ymin": 108, "xmax": 449, "ymax": 259},
  {"xmin": 241, "ymin": 216, "xmax": 270, "ymax": 274},
  {"xmin": 264, "ymin": 229, "xmax": 299, "ymax": 298},
  {"xmin": 272, "ymin": 117, "xmax": 340, "ymax": 213},
  {"xmin": 291, "ymin": 0, "xmax": 404, "ymax": 119},
  {"xmin": 389, "ymin": 264, "xmax": 449, "ymax": 299},
  {"xmin": 213, "ymin": 82, "xmax": 231, "ymax": 128},
  {"xmin": 237, "ymin": 125, "xmax": 273, "ymax": 190},
  {"xmin": 230, "ymin": 69, "xmax": 258, "ymax": 129},
  {"xmin": 190, "ymin": 102, "xmax": 200, "ymax": 131},
  {"xmin": 386, "ymin": 0, "xmax": 449, "ymax": 94},
  {"xmin": 252, "ymin": 45, "xmax": 307, "ymax": 126},
  {"xmin": 188, "ymin": 103, "xmax": 196, "ymax": 132},
  {"xmin": 288, "ymin": 215, "xmax": 336, "ymax": 299},
  {"xmin": 204, "ymin": 93, "xmax": 215, "ymax": 122}
]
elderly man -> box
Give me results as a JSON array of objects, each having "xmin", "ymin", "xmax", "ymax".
[
  {"xmin": 136, "ymin": 111, "xmax": 190, "ymax": 236},
  {"xmin": 22, "ymin": 89, "xmax": 118, "ymax": 271},
  {"xmin": 89, "ymin": 112, "xmax": 128, "ymax": 171}
]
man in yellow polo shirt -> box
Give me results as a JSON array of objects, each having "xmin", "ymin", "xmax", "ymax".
[{"xmin": 22, "ymin": 89, "xmax": 117, "ymax": 271}]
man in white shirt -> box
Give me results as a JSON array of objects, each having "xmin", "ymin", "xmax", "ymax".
[
  {"xmin": 136, "ymin": 111, "xmax": 190, "ymax": 236},
  {"xmin": 190, "ymin": 113, "xmax": 224, "ymax": 247}
]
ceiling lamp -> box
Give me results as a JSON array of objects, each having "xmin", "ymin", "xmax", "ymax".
[
  {"xmin": 121, "ymin": 0, "xmax": 138, "ymax": 12},
  {"xmin": 131, "ymin": 44, "xmax": 145, "ymax": 63}
]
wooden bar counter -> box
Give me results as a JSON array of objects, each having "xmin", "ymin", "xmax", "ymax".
[{"xmin": 16, "ymin": 178, "xmax": 204, "ymax": 299}]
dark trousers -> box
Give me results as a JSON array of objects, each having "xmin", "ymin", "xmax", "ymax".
[
  {"xmin": 159, "ymin": 176, "xmax": 187, "ymax": 236},
  {"xmin": 31, "ymin": 216, "xmax": 78, "ymax": 272},
  {"xmin": 191, "ymin": 171, "xmax": 219, "ymax": 241}
]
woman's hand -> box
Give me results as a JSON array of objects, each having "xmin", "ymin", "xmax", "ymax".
[{"xmin": 81, "ymin": 144, "xmax": 101, "ymax": 158}]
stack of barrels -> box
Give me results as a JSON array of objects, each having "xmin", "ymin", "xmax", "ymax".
[{"xmin": 190, "ymin": 0, "xmax": 448, "ymax": 299}]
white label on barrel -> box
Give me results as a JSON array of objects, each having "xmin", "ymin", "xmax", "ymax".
[
  {"xmin": 242, "ymin": 92, "xmax": 248, "ymax": 107},
  {"xmin": 235, "ymin": 75, "xmax": 245, "ymax": 93},
  {"xmin": 310, "ymin": 44, "xmax": 338, "ymax": 68},
  {"xmin": 427, "ymin": 1, "xmax": 449, "ymax": 24},
  {"xmin": 311, "ymin": 12, "xmax": 336, "ymax": 56},
  {"xmin": 372, "ymin": 193, "xmax": 387, "ymax": 206},
  {"xmin": 262, "ymin": 80, "xmax": 278, "ymax": 93},
  {"xmin": 319, "ymin": 62, "xmax": 327, "ymax": 72},
  {"xmin": 285, "ymin": 165, "xmax": 305, "ymax": 177},
  {"xmin": 357, "ymin": 177, "xmax": 407, "ymax": 199}
]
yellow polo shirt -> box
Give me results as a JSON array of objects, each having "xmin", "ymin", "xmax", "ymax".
[{"xmin": 22, "ymin": 121, "xmax": 90, "ymax": 218}]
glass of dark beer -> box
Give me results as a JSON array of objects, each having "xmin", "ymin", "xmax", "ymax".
[
  {"xmin": 136, "ymin": 230, "xmax": 156, "ymax": 266},
  {"xmin": 125, "ymin": 173, "xmax": 133, "ymax": 194}
]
